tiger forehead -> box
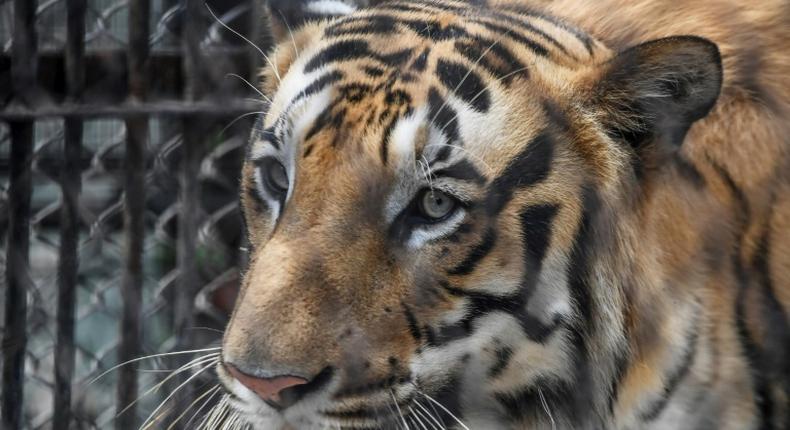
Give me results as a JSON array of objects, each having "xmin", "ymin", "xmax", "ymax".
[{"xmin": 255, "ymin": 1, "xmax": 606, "ymax": 165}]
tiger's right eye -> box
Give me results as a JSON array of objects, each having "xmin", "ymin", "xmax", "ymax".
[{"xmin": 258, "ymin": 157, "xmax": 288, "ymax": 195}]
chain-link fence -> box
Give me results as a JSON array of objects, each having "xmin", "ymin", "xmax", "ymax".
[{"xmin": 0, "ymin": 1, "xmax": 269, "ymax": 428}]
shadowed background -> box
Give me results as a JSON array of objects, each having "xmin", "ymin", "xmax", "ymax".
[{"xmin": 0, "ymin": 0, "xmax": 276, "ymax": 428}]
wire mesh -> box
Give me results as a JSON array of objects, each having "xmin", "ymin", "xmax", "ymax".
[{"xmin": 0, "ymin": 0, "xmax": 269, "ymax": 428}]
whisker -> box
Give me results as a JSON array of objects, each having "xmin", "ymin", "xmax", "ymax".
[
  {"xmin": 417, "ymin": 391, "xmax": 470, "ymax": 430},
  {"xmin": 538, "ymin": 387, "xmax": 557, "ymax": 430},
  {"xmin": 140, "ymin": 360, "xmax": 217, "ymax": 430},
  {"xmin": 87, "ymin": 347, "xmax": 221, "ymax": 386},
  {"xmin": 220, "ymin": 111, "xmax": 270, "ymax": 137},
  {"xmin": 411, "ymin": 399, "xmax": 443, "ymax": 430},
  {"xmin": 226, "ymin": 73, "xmax": 272, "ymax": 103},
  {"xmin": 200, "ymin": 395, "xmax": 230, "ymax": 430},
  {"xmin": 167, "ymin": 385, "xmax": 221, "ymax": 430},
  {"xmin": 277, "ymin": 9, "xmax": 300, "ymax": 57},
  {"xmin": 408, "ymin": 407, "xmax": 430, "ymax": 430},
  {"xmin": 390, "ymin": 389, "xmax": 411, "ymax": 430},
  {"xmin": 116, "ymin": 354, "xmax": 220, "ymax": 419},
  {"xmin": 206, "ymin": 4, "xmax": 282, "ymax": 83},
  {"xmin": 184, "ymin": 385, "xmax": 223, "ymax": 429}
]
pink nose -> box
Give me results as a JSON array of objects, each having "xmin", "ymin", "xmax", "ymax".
[{"xmin": 226, "ymin": 364, "xmax": 308, "ymax": 404}]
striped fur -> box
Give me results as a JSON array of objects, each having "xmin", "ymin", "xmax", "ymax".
[{"xmin": 218, "ymin": 1, "xmax": 790, "ymax": 429}]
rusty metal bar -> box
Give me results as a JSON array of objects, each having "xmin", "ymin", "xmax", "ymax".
[
  {"xmin": 116, "ymin": 0, "xmax": 150, "ymax": 428},
  {"xmin": 1, "ymin": 1, "xmax": 37, "ymax": 429},
  {"xmin": 52, "ymin": 0, "xmax": 86, "ymax": 428}
]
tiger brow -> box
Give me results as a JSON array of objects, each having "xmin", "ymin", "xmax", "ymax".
[{"xmin": 430, "ymin": 159, "xmax": 486, "ymax": 185}]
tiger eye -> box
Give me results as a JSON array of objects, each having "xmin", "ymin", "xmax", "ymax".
[{"xmin": 419, "ymin": 190, "xmax": 455, "ymax": 220}]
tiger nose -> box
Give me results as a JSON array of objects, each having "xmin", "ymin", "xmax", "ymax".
[{"xmin": 225, "ymin": 364, "xmax": 309, "ymax": 408}]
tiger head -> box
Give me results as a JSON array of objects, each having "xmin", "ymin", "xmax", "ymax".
[{"xmin": 218, "ymin": 0, "xmax": 722, "ymax": 428}]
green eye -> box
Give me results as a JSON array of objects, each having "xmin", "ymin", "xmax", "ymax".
[{"xmin": 418, "ymin": 189, "xmax": 456, "ymax": 221}]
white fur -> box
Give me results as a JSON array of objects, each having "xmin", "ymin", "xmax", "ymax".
[{"xmin": 306, "ymin": 0, "xmax": 357, "ymax": 16}]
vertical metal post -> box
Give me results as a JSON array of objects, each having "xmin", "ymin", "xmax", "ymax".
[
  {"xmin": 2, "ymin": 1, "xmax": 37, "ymax": 429},
  {"xmin": 53, "ymin": 1, "xmax": 86, "ymax": 428},
  {"xmin": 170, "ymin": 1, "xmax": 208, "ymax": 421},
  {"xmin": 117, "ymin": 0, "xmax": 150, "ymax": 428}
]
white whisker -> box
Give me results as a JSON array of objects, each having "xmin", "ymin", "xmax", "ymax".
[
  {"xmin": 408, "ymin": 407, "xmax": 430, "ymax": 430},
  {"xmin": 221, "ymin": 110, "xmax": 270, "ymax": 137},
  {"xmin": 167, "ymin": 385, "xmax": 221, "ymax": 430},
  {"xmin": 418, "ymin": 391, "xmax": 470, "ymax": 430},
  {"xmin": 538, "ymin": 387, "xmax": 557, "ymax": 430},
  {"xmin": 226, "ymin": 73, "xmax": 271, "ymax": 103},
  {"xmin": 87, "ymin": 347, "xmax": 221, "ymax": 386},
  {"xmin": 277, "ymin": 9, "xmax": 300, "ymax": 57},
  {"xmin": 412, "ymin": 398, "xmax": 443, "ymax": 430},
  {"xmin": 206, "ymin": 4, "xmax": 281, "ymax": 83},
  {"xmin": 185, "ymin": 385, "xmax": 222, "ymax": 429},
  {"xmin": 140, "ymin": 360, "xmax": 216, "ymax": 430},
  {"xmin": 391, "ymin": 389, "xmax": 411, "ymax": 430},
  {"xmin": 116, "ymin": 354, "xmax": 219, "ymax": 419}
]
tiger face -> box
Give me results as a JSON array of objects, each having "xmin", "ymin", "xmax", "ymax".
[{"xmin": 217, "ymin": 1, "xmax": 723, "ymax": 428}]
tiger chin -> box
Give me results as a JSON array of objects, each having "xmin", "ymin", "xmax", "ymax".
[{"xmin": 213, "ymin": 0, "xmax": 790, "ymax": 429}]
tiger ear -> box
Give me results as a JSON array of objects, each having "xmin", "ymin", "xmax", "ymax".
[
  {"xmin": 267, "ymin": 0, "xmax": 360, "ymax": 44},
  {"xmin": 593, "ymin": 36, "xmax": 722, "ymax": 152}
]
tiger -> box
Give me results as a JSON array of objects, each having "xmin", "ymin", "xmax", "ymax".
[{"xmin": 213, "ymin": 0, "xmax": 790, "ymax": 429}]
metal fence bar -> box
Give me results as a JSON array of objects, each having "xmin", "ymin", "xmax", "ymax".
[
  {"xmin": 117, "ymin": 0, "xmax": 150, "ymax": 428},
  {"xmin": 53, "ymin": 1, "xmax": 86, "ymax": 427},
  {"xmin": 1, "ymin": 1, "xmax": 38, "ymax": 429},
  {"xmin": 171, "ymin": 1, "xmax": 210, "ymax": 421},
  {"xmin": 2, "ymin": 122, "xmax": 34, "ymax": 430}
]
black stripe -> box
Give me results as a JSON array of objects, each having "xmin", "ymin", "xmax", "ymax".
[
  {"xmin": 499, "ymin": 5, "xmax": 596, "ymax": 55},
  {"xmin": 435, "ymin": 59, "xmax": 491, "ymax": 113},
  {"xmin": 485, "ymin": 12, "xmax": 572, "ymax": 57},
  {"xmin": 519, "ymin": 204, "xmax": 559, "ymax": 274},
  {"xmin": 305, "ymin": 40, "xmax": 372, "ymax": 73},
  {"xmin": 447, "ymin": 228, "xmax": 497, "ymax": 275},
  {"xmin": 411, "ymin": 48, "xmax": 430, "ymax": 72},
  {"xmin": 437, "ymin": 282, "xmax": 564, "ymax": 345},
  {"xmin": 474, "ymin": 20, "xmax": 550, "ymax": 58},
  {"xmin": 324, "ymin": 15, "xmax": 398, "ymax": 37},
  {"xmin": 454, "ymin": 39, "xmax": 528, "ymax": 86},
  {"xmin": 261, "ymin": 125, "xmax": 280, "ymax": 149},
  {"xmin": 489, "ymin": 345, "xmax": 513, "ymax": 377},
  {"xmin": 427, "ymin": 86, "xmax": 460, "ymax": 143},
  {"xmin": 379, "ymin": 48, "xmax": 415, "ymax": 67},
  {"xmin": 291, "ymin": 70, "xmax": 345, "ymax": 105},
  {"xmin": 709, "ymin": 161, "xmax": 775, "ymax": 429},
  {"xmin": 402, "ymin": 302, "xmax": 423, "ymax": 342},
  {"xmin": 567, "ymin": 187, "xmax": 600, "ymax": 328},
  {"xmin": 643, "ymin": 325, "xmax": 699, "ymax": 421},
  {"xmin": 362, "ymin": 66, "xmax": 385, "ymax": 77},
  {"xmin": 432, "ymin": 159, "xmax": 486, "ymax": 184},
  {"xmin": 495, "ymin": 377, "xmax": 575, "ymax": 423},
  {"xmin": 485, "ymin": 131, "xmax": 554, "ymax": 215},
  {"xmin": 402, "ymin": 19, "xmax": 470, "ymax": 41}
]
